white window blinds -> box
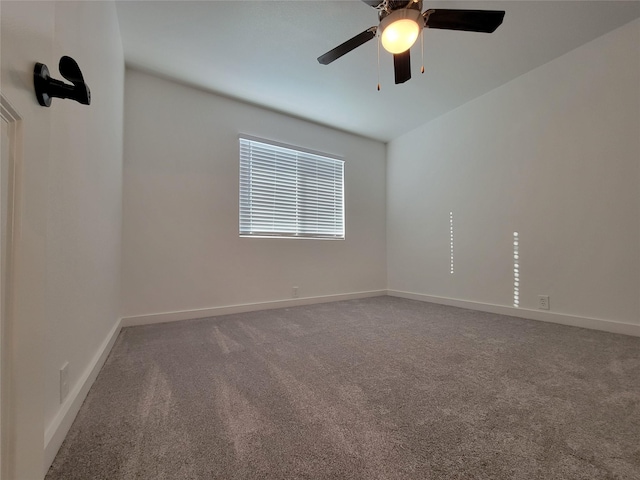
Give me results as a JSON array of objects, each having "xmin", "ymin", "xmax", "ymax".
[{"xmin": 239, "ymin": 137, "xmax": 345, "ymax": 239}]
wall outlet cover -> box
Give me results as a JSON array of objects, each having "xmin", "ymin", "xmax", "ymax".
[{"xmin": 538, "ymin": 295, "xmax": 550, "ymax": 310}]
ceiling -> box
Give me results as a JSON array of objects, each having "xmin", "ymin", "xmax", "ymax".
[{"xmin": 115, "ymin": 0, "xmax": 640, "ymax": 142}]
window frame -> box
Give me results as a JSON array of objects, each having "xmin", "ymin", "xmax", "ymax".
[{"xmin": 238, "ymin": 135, "xmax": 345, "ymax": 240}]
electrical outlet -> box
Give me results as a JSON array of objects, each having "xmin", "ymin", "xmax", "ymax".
[
  {"xmin": 292, "ymin": 286, "xmax": 299, "ymax": 298},
  {"xmin": 538, "ymin": 295, "xmax": 550, "ymax": 310},
  {"xmin": 60, "ymin": 362, "xmax": 69, "ymax": 403}
]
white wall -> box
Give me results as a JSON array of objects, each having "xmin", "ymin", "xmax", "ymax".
[
  {"xmin": 1, "ymin": 1, "xmax": 124, "ymax": 477},
  {"xmin": 387, "ymin": 19, "xmax": 640, "ymax": 328},
  {"xmin": 121, "ymin": 69, "xmax": 386, "ymax": 320},
  {"xmin": 44, "ymin": 0, "xmax": 124, "ymax": 465}
]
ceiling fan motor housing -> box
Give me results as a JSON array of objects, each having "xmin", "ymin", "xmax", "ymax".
[{"xmin": 378, "ymin": 0, "xmax": 423, "ymax": 21}]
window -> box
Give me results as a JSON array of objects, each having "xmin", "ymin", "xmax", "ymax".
[{"xmin": 239, "ymin": 136, "xmax": 345, "ymax": 239}]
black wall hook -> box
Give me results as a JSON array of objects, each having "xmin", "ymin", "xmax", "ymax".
[{"xmin": 34, "ymin": 56, "xmax": 91, "ymax": 107}]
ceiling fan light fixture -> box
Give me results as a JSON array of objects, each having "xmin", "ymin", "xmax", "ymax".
[{"xmin": 379, "ymin": 8, "xmax": 422, "ymax": 54}]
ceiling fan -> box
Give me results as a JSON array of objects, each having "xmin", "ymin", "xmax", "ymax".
[{"xmin": 317, "ymin": 0, "xmax": 505, "ymax": 85}]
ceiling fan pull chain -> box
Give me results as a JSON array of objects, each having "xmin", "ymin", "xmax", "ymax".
[
  {"xmin": 421, "ymin": 29, "xmax": 425, "ymax": 74},
  {"xmin": 377, "ymin": 34, "xmax": 381, "ymax": 91}
]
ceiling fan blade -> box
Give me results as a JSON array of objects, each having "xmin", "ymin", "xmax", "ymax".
[
  {"xmin": 393, "ymin": 50, "xmax": 411, "ymax": 84},
  {"xmin": 317, "ymin": 27, "xmax": 377, "ymax": 65},
  {"xmin": 424, "ymin": 9, "xmax": 505, "ymax": 33}
]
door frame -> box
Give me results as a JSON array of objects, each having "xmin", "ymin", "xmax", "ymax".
[{"xmin": 0, "ymin": 93, "xmax": 22, "ymax": 480}]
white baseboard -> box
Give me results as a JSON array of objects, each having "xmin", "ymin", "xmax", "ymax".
[
  {"xmin": 121, "ymin": 290, "xmax": 387, "ymax": 327},
  {"xmin": 387, "ymin": 290, "xmax": 640, "ymax": 337},
  {"xmin": 43, "ymin": 318, "xmax": 123, "ymax": 476}
]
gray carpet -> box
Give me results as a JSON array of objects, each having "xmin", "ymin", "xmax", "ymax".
[{"xmin": 46, "ymin": 296, "xmax": 640, "ymax": 480}]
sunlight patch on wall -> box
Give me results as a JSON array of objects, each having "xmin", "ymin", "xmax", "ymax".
[
  {"xmin": 513, "ymin": 232, "xmax": 519, "ymax": 307},
  {"xmin": 450, "ymin": 212, "xmax": 454, "ymax": 274}
]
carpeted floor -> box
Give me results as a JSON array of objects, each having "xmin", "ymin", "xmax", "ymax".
[{"xmin": 46, "ymin": 296, "xmax": 640, "ymax": 480}]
